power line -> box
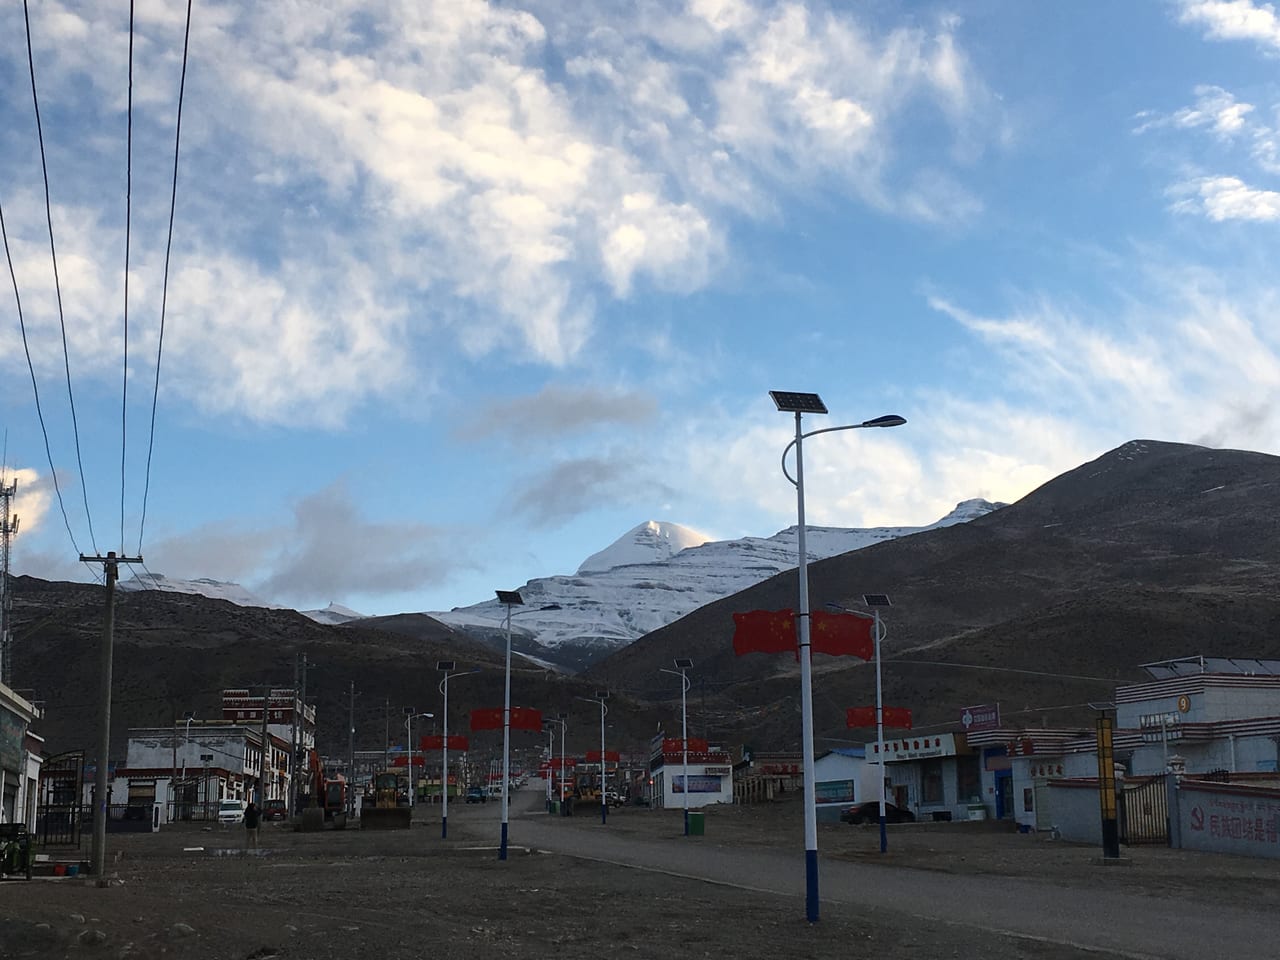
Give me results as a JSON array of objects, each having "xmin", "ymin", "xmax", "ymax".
[
  {"xmin": 883, "ymin": 658, "xmax": 1122, "ymax": 685},
  {"xmin": 22, "ymin": 0, "xmax": 98, "ymax": 557},
  {"xmin": 138, "ymin": 0, "xmax": 195, "ymax": 556},
  {"xmin": 1, "ymin": 198, "xmax": 87, "ymax": 562},
  {"xmin": 120, "ymin": 0, "xmax": 137, "ymax": 553}
]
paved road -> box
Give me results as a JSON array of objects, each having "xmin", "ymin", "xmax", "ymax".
[{"xmin": 510, "ymin": 803, "xmax": 1271, "ymax": 960}]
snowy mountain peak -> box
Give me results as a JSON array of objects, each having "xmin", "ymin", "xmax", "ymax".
[{"xmin": 576, "ymin": 520, "xmax": 713, "ymax": 574}]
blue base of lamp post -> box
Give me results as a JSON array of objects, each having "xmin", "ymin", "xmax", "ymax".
[
  {"xmin": 499, "ymin": 822, "xmax": 508, "ymax": 861},
  {"xmin": 683, "ymin": 809, "xmax": 689, "ymax": 836},
  {"xmin": 879, "ymin": 815, "xmax": 887, "ymax": 854},
  {"xmin": 441, "ymin": 815, "xmax": 448, "ymax": 840},
  {"xmin": 601, "ymin": 802, "xmax": 607, "ymax": 825},
  {"xmin": 805, "ymin": 848, "xmax": 819, "ymax": 923}
]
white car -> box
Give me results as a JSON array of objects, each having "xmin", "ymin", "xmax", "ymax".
[{"xmin": 217, "ymin": 799, "xmax": 246, "ymax": 824}]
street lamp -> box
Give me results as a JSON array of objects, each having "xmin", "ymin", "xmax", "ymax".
[
  {"xmin": 770, "ymin": 389, "xmax": 905, "ymax": 924},
  {"xmin": 405, "ymin": 709, "xmax": 434, "ymax": 809},
  {"xmin": 496, "ymin": 588, "xmax": 524, "ymax": 860},
  {"xmin": 828, "ymin": 595, "xmax": 893, "ymax": 853},
  {"xmin": 438, "ymin": 660, "xmax": 479, "ymax": 839},
  {"xmin": 578, "ymin": 691, "xmax": 610, "ymax": 825},
  {"xmin": 544, "ymin": 712, "xmax": 567, "ymax": 805},
  {"xmin": 660, "ymin": 659, "xmax": 694, "ymax": 836}
]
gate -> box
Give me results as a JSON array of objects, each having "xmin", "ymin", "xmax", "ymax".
[
  {"xmin": 36, "ymin": 750, "xmax": 85, "ymax": 847},
  {"xmin": 1120, "ymin": 773, "xmax": 1168, "ymax": 845}
]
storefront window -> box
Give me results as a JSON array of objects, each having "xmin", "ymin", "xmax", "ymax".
[
  {"xmin": 955, "ymin": 755, "xmax": 981, "ymax": 803},
  {"xmin": 922, "ymin": 759, "xmax": 944, "ymax": 804}
]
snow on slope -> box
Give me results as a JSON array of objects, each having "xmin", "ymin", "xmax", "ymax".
[
  {"xmin": 118, "ymin": 574, "xmax": 367, "ymax": 624},
  {"xmin": 118, "ymin": 572, "xmax": 275, "ymax": 608},
  {"xmin": 577, "ymin": 521, "xmax": 712, "ymax": 574},
  {"xmin": 431, "ymin": 500, "xmax": 1004, "ymax": 653}
]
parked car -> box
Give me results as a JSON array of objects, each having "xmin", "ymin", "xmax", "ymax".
[
  {"xmin": 262, "ymin": 799, "xmax": 288, "ymax": 821},
  {"xmin": 840, "ymin": 801, "xmax": 916, "ymax": 825},
  {"xmin": 465, "ymin": 786, "xmax": 487, "ymax": 804},
  {"xmin": 217, "ymin": 799, "xmax": 246, "ymax": 825}
]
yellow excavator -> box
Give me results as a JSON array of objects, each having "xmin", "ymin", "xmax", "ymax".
[{"xmin": 360, "ymin": 771, "xmax": 412, "ymax": 829}]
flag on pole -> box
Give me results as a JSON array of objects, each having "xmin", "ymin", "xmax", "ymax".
[
  {"xmin": 585, "ymin": 749, "xmax": 621, "ymax": 762},
  {"xmin": 810, "ymin": 610, "xmax": 874, "ymax": 659},
  {"xmin": 732, "ymin": 610, "xmax": 797, "ymax": 655},
  {"xmin": 469, "ymin": 708, "xmax": 502, "ymax": 731},
  {"xmin": 846, "ymin": 706, "xmax": 913, "ymax": 730},
  {"xmin": 509, "ymin": 706, "xmax": 544, "ymax": 732}
]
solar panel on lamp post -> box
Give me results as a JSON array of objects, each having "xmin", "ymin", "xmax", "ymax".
[
  {"xmin": 661, "ymin": 659, "xmax": 694, "ymax": 836},
  {"xmin": 495, "ymin": 589, "xmax": 523, "ymax": 860},
  {"xmin": 770, "ymin": 389, "xmax": 905, "ymax": 924}
]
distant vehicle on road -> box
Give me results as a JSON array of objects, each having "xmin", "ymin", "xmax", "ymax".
[
  {"xmin": 217, "ymin": 799, "xmax": 246, "ymax": 825},
  {"xmin": 262, "ymin": 799, "xmax": 288, "ymax": 821},
  {"xmin": 840, "ymin": 801, "xmax": 916, "ymax": 825},
  {"xmin": 465, "ymin": 786, "xmax": 487, "ymax": 804}
]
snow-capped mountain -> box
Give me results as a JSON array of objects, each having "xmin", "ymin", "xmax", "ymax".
[
  {"xmin": 430, "ymin": 499, "xmax": 1004, "ymax": 665},
  {"xmin": 118, "ymin": 573, "xmax": 366, "ymax": 624},
  {"xmin": 302, "ymin": 601, "xmax": 368, "ymax": 625},
  {"xmin": 576, "ymin": 521, "xmax": 713, "ymax": 574},
  {"xmin": 118, "ymin": 572, "xmax": 275, "ymax": 608}
]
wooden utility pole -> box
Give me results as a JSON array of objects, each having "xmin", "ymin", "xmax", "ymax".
[
  {"xmin": 348, "ymin": 680, "xmax": 357, "ymax": 816},
  {"xmin": 81, "ymin": 550, "xmax": 142, "ymax": 882},
  {"xmin": 258, "ymin": 684, "xmax": 272, "ymax": 804}
]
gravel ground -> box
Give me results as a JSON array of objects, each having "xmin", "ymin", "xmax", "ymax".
[{"xmin": 2, "ymin": 790, "xmax": 1275, "ymax": 959}]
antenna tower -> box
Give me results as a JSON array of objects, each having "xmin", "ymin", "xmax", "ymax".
[{"xmin": 0, "ymin": 476, "xmax": 18, "ymax": 686}]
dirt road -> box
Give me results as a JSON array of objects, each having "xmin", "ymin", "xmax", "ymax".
[{"xmin": 2, "ymin": 789, "xmax": 1275, "ymax": 959}]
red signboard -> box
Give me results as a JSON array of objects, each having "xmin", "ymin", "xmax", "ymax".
[{"xmin": 661, "ymin": 738, "xmax": 709, "ymax": 754}]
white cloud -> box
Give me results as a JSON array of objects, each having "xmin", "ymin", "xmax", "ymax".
[
  {"xmin": 1135, "ymin": 85, "xmax": 1255, "ymax": 138},
  {"xmin": 1178, "ymin": 0, "xmax": 1280, "ymax": 50},
  {"xmin": 1170, "ymin": 175, "xmax": 1280, "ymax": 221}
]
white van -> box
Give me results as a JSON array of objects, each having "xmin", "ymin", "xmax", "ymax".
[{"xmin": 217, "ymin": 799, "xmax": 246, "ymax": 824}]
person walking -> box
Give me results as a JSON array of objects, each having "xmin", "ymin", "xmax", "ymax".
[{"xmin": 244, "ymin": 801, "xmax": 261, "ymax": 852}]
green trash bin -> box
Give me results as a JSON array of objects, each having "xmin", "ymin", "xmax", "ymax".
[{"xmin": 688, "ymin": 811, "xmax": 705, "ymax": 836}]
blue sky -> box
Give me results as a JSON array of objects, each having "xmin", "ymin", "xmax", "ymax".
[{"xmin": 3, "ymin": 0, "xmax": 1280, "ymax": 616}]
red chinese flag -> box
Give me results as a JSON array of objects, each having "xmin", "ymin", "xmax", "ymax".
[
  {"xmin": 810, "ymin": 610, "xmax": 874, "ymax": 659},
  {"xmin": 469, "ymin": 708, "xmax": 503, "ymax": 731},
  {"xmin": 846, "ymin": 706, "xmax": 877, "ymax": 729},
  {"xmin": 732, "ymin": 610, "xmax": 797, "ymax": 655},
  {"xmin": 510, "ymin": 706, "xmax": 544, "ymax": 732},
  {"xmin": 585, "ymin": 750, "xmax": 621, "ymax": 762},
  {"xmin": 882, "ymin": 707, "xmax": 912, "ymax": 730},
  {"xmin": 846, "ymin": 706, "xmax": 913, "ymax": 730}
]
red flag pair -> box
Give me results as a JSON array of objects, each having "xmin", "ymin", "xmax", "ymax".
[
  {"xmin": 470, "ymin": 706, "xmax": 544, "ymax": 732},
  {"xmin": 585, "ymin": 749, "xmax": 621, "ymax": 762},
  {"xmin": 846, "ymin": 706, "xmax": 913, "ymax": 730},
  {"xmin": 732, "ymin": 609, "xmax": 873, "ymax": 659},
  {"xmin": 661, "ymin": 737, "xmax": 709, "ymax": 754}
]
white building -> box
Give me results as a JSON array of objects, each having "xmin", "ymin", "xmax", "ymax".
[
  {"xmin": 0, "ymin": 681, "xmax": 42, "ymax": 826},
  {"xmin": 813, "ymin": 747, "xmax": 879, "ymax": 822},
  {"xmin": 115, "ymin": 722, "xmax": 291, "ymax": 822},
  {"xmin": 648, "ymin": 738, "xmax": 734, "ymax": 809}
]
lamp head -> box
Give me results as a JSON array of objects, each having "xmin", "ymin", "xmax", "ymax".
[{"xmin": 860, "ymin": 415, "xmax": 906, "ymax": 428}]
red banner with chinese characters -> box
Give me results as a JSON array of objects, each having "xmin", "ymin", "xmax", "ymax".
[
  {"xmin": 420, "ymin": 735, "xmax": 469, "ymax": 751},
  {"xmin": 585, "ymin": 750, "xmax": 621, "ymax": 762},
  {"xmin": 846, "ymin": 706, "xmax": 913, "ymax": 730}
]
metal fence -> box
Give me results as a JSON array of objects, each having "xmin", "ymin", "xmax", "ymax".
[{"xmin": 1120, "ymin": 774, "xmax": 1169, "ymax": 845}]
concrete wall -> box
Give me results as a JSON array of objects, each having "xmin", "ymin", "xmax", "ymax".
[
  {"xmin": 1175, "ymin": 780, "xmax": 1280, "ymax": 859},
  {"xmin": 1045, "ymin": 781, "xmax": 1105, "ymax": 844}
]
